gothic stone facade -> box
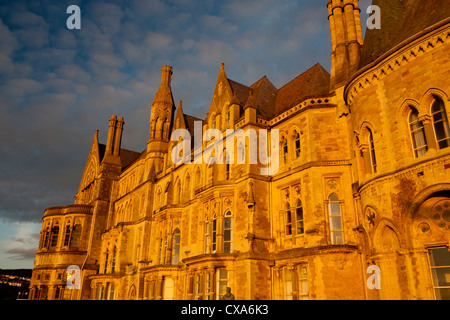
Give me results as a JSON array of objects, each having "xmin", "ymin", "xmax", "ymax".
[{"xmin": 30, "ymin": 0, "xmax": 450, "ymax": 300}]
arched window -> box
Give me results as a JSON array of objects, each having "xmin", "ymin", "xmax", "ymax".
[
  {"xmin": 111, "ymin": 246, "xmax": 117, "ymax": 273},
  {"xmin": 238, "ymin": 142, "xmax": 245, "ymax": 164},
  {"xmin": 63, "ymin": 221, "xmax": 71, "ymax": 246},
  {"xmin": 282, "ymin": 138, "xmax": 288, "ymax": 164},
  {"xmin": 223, "ymin": 211, "xmax": 233, "ymax": 253},
  {"xmin": 176, "ymin": 180, "xmax": 181, "ymax": 204},
  {"xmin": 50, "ymin": 222, "xmax": 59, "ymax": 247},
  {"xmin": 195, "ymin": 168, "xmax": 201, "ymax": 186},
  {"xmin": 225, "ymin": 152, "xmax": 230, "ymax": 180},
  {"xmin": 42, "ymin": 226, "xmax": 50, "ymax": 248},
  {"xmin": 104, "ymin": 249, "xmax": 109, "ymax": 273},
  {"xmin": 204, "ymin": 217, "xmax": 210, "ymax": 254},
  {"xmin": 368, "ymin": 129, "xmax": 377, "ymax": 173},
  {"xmin": 212, "ymin": 215, "xmax": 217, "ymax": 253},
  {"xmin": 285, "ymin": 202, "xmax": 292, "ymax": 236},
  {"xmin": 409, "ymin": 108, "xmax": 428, "ymax": 158},
  {"xmin": 296, "ymin": 199, "xmax": 304, "ymax": 235},
  {"xmin": 431, "ymin": 97, "xmax": 450, "ymax": 149},
  {"xmin": 71, "ymin": 222, "xmax": 82, "ymax": 247},
  {"xmin": 294, "ymin": 132, "xmax": 301, "ymax": 158},
  {"xmin": 185, "ymin": 174, "xmax": 190, "ymax": 191},
  {"xmin": 172, "ymin": 229, "xmax": 181, "ymax": 265},
  {"xmin": 328, "ymin": 193, "xmax": 343, "ymax": 244}
]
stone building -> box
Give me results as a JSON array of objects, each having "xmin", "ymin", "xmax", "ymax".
[{"xmin": 30, "ymin": 0, "xmax": 450, "ymax": 300}]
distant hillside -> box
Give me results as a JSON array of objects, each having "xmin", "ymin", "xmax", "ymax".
[{"xmin": 0, "ymin": 269, "xmax": 32, "ymax": 279}]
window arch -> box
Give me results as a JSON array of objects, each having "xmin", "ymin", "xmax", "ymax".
[
  {"xmin": 295, "ymin": 199, "xmax": 304, "ymax": 235},
  {"xmin": 176, "ymin": 179, "xmax": 181, "ymax": 204},
  {"xmin": 409, "ymin": 108, "xmax": 428, "ymax": 158},
  {"xmin": 212, "ymin": 214, "xmax": 217, "ymax": 253},
  {"xmin": 294, "ymin": 131, "xmax": 301, "ymax": 159},
  {"xmin": 238, "ymin": 142, "xmax": 245, "ymax": 164},
  {"xmin": 172, "ymin": 229, "xmax": 181, "ymax": 265},
  {"xmin": 223, "ymin": 211, "xmax": 233, "ymax": 253},
  {"xmin": 431, "ymin": 97, "xmax": 450, "ymax": 149},
  {"xmin": 104, "ymin": 248, "xmax": 109, "ymax": 273},
  {"xmin": 111, "ymin": 246, "xmax": 117, "ymax": 273},
  {"xmin": 282, "ymin": 138, "xmax": 288, "ymax": 164},
  {"xmin": 195, "ymin": 167, "xmax": 201, "ymax": 186},
  {"xmin": 328, "ymin": 193, "xmax": 343, "ymax": 244},
  {"xmin": 368, "ymin": 129, "xmax": 377, "ymax": 173},
  {"xmin": 71, "ymin": 221, "xmax": 82, "ymax": 247},
  {"xmin": 204, "ymin": 216, "xmax": 210, "ymax": 254},
  {"xmin": 285, "ymin": 202, "xmax": 292, "ymax": 236},
  {"xmin": 50, "ymin": 221, "xmax": 59, "ymax": 247}
]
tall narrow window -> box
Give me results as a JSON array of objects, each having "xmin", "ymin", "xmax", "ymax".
[
  {"xmin": 158, "ymin": 238, "xmax": 164, "ymax": 265},
  {"xmin": 296, "ymin": 199, "xmax": 304, "ymax": 235},
  {"xmin": 225, "ymin": 153, "xmax": 230, "ymax": 180},
  {"xmin": 368, "ymin": 130, "xmax": 377, "ymax": 173},
  {"xmin": 50, "ymin": 224, "xmax": 59, "ymax": 247},
  {"xmin": 172, "ymin": 229, "xmax": 181, "ymax": 265},
  {"xmin": 223, "ymin": 211, "xmax": 233, "ymax": 253},
  {"xmin": 216, "ymin": 269, "xmax": 229, "ymax": 300},
  {"xmin": 71, "ymin": 222, "xmax": 82, "ymax": 247},
  {"xmin": 328, "ymin": 193, "xmax": 343, "ymax": 244},
  {"xmin": 294, "ymin": 132, "xmax": 301, "ymax": 158},
  {"xmin": 283, "ymin": 269, "xmax": 296, "ymax": 300},
  {"xmin": 226, "ymin": 106, "xmax": 231, "ymax": 126},
  {"xmin": 282, "ymin": 139, "xmax": 288, "ymax": 164},
  {"xmin": 432, "ymin": 97, "xmax": 450, "ymax": 149},
  {"xmin": 298, "ymin": 266, "xmax": 309, "ymax": 300},
  {"xmin": 409, "ymin": 108, "xmax": 428, "ymax": 158},
  {"xmin": 177, "ymin": 181, "xmax": 181, "ymax": 204},
  {"xmin": 43, "ymin": 227, "xmax": 50, "ymax": 248},
  {"xmin": 212, "ymin": 215, "xmax": 217, "ymax": 253},
  {"xmin": 238, "ymin": 142, "xmax": 245, "ymax": 164},
  {"xmin": 204, "ymin": 218, "xmax": 210, "ymax": 254},
  {"xmin": 111, "ymin": 246, "xmax": 117, "ymax": 274},
  {"xmin": 285, "ymin": 203, "xmax": 292, "ymax": 236},
  {"xmin": 428, "ymin": 247, "xmax": 450, "ymax": 300},
  {"xmin": 63, "ymin": 223, "xmax": 71, "ymax": 246},
  {"xmin": 104, "ymin": 249, "xmax": 109, "ymax": 273}
]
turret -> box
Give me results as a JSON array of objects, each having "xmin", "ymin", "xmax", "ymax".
[{"xmin": 328, "ymin": 0, "xmax": 363, "ymax": 90}]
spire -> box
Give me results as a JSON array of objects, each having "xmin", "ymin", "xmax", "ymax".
[{"xmin": 148, "ymin": 66, "xmax": 175, "ymax": 144}]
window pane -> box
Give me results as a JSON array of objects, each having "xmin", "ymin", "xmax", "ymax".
[
  {"xmin": 224, "ymin": 217, "xmax": 231, "ymax": 229},
  {"xmin": 330, "ymin": 202, "xmax": 340, "ymax": 214},
  {"xmin": 224, "ymin": 230, "xmax": 231, "ymax": 241},
  {"xmin": 332, "ymin": 231, "xmax": 344, "ymax": 244},
  {"xmin": 429, "ymin": 248, "xmax": 450, "ymax": 267},
  {"xmin": 330, "ymin": 216, "xmax": 342, "ymax": 230},
  {"xmin": 435, "ymin": 288, "xmax": 450, "ymax": 300}
]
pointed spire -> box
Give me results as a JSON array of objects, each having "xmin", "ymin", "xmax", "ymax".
[
  {"xmin": 173, "ymin": 100, "xmax": 187, "ymax": 130},
  {"xmin": 152, "ymin": 65, "xmax": 174, "ymax": 108}
]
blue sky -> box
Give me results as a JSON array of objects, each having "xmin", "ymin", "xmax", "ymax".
[{"xmin": 0, "ymin": 0, "xmax": 372, "ymax": 269}]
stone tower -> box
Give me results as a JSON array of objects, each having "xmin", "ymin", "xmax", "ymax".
[
  {"xmin": 327, "ymin": 0, "xmax": 364, "ymax": 91},
  {"xmin": 147, "ymin": 66, "xmax": 175, "ymax": 174}
]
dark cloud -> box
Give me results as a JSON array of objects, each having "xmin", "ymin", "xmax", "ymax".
[{"xmin": 0, "ymin": 0, "xmax": 340, "ymax": 225}]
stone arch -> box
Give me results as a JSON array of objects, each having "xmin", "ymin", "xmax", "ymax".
[
  {"xmin": 128, "ymin": 284, "xmax": 136, "ymax": 300},
  {"xmin": 420, "ymin": 88, "xmax": 449, "ymax": 112}
]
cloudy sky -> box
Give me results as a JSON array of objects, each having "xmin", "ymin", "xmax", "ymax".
[{"xmin": 0, "ymin": 0, "xmax": 372, "ymax": 269}]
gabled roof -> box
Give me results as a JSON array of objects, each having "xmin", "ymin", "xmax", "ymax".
[
  {"xmin": 273, "ymin": 63, "xmax": 330, "ymax": 116},
  {"xmin": 360, "ymin": 0, "xmax": 450, "ymax": 69}
]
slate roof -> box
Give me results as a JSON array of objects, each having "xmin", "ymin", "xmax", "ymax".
[{"xmin": 360, "ymin": 0, "xmax": 450, "ymax": 68}]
